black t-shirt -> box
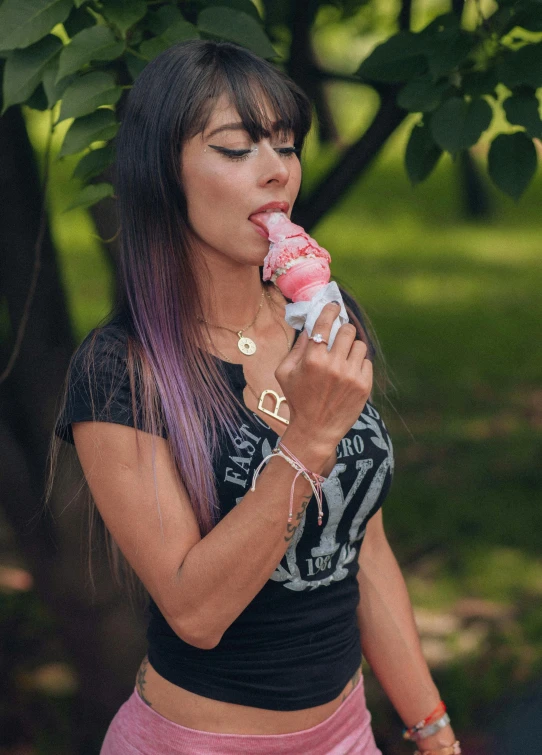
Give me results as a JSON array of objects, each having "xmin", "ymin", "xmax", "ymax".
[{"xmin": 55, "ymin": 293, "xmax": 394, "ymax": 710}]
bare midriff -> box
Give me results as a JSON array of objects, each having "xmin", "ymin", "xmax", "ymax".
[{"xmin": 135, "ymin": 655, "xmax": 362, "ymax": 734}]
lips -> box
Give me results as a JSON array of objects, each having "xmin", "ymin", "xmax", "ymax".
[{"xmin": 250, "ymin": 201, "xmax": 289, "ymax": 216}]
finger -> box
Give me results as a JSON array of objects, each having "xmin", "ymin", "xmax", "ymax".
[
  {"xmin": 359, "ymin": 356, "xmax": 373, "ymax": 391},
  {"xmin": 346, "ymin": 338, "xmax": 368, "ymax": 368},
  {"xmin": 330, "ymin": 322, "xmax": 357, "ymax": 360},
  {"xmin": 278, "ymin": 328, "xmax": 308, "ymax": 373},
  {"xmin": 308, "ymin": 302, "xmax": 341, "ymax": 348}
]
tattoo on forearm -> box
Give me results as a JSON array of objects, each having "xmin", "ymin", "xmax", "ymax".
[
  {"xmin": 284, "ymin": 495, "xmax": 311, "ymax": 542},
  {"xmin": 136, "ymin": 656, "xmax": 152, "ymax": 707}
]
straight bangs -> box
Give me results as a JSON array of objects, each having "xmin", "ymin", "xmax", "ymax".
[{"xmin": 180, "ymin": 44, "xmax": 313, "ymax": 151}]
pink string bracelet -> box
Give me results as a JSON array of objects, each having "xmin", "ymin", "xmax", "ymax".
[{"xmin": 250, "ymin": 441, "xmax": 326, "ymax": 525}]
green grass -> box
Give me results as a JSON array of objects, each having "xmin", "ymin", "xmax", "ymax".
[{"xmin": 307, "ymin": 121, "xmax": 542, "ymax": 739}]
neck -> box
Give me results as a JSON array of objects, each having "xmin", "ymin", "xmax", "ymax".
[{"xmin": 200, "ymin": 268, "xmax": 267, "ymax": 329}]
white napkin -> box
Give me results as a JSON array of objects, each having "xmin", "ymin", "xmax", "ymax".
[{"xmin": 284, "ymin": 281, "xmax": 348, "ymax": 351}]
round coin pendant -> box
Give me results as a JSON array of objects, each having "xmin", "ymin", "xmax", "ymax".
[{"xmin": 238, "ymin": 336, "xmax": 256, "ymax": 355}]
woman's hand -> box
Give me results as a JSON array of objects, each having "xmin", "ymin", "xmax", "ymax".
[{"xmin": 275, "ymin": 301, "xmax": 372, "ymax": 456}]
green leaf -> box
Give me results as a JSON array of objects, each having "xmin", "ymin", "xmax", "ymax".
[
  {"xmin": 197, "ymin": 7, "xmax": 277, "ymax": 60},
  {"xmin": 56, "ymin": 26, "xmax": 125, "ymax": 83},
  {"xmin": 461, "ymin": 69, "xmax": 500, "ymax": 97},
  {"xmin": 487, "ymin": 132, "xmax": 537, "ymax": 200},
  {"xmin": 123, "ymin": 51, "xmax": 146, "ymax": 81},
  {"xmin": 503, "ymin": 92, "xmax": 542, "ymax": 138},
  {"xmin": 2, "ymin": 34, "xmax": 62, "ymax": 111},
  {"xmin": 199, "ymin": 0, "xmax": 261, "ymax": 22},
  {"xmin": 397, "ymin": 76, "xmax": 448, "ymax": 113},
  {"xmin": 405, "ymin": 119, "xmax": 443, "ymax": 183},
  {"xmin": 59, "ymin": 71, "xmax": 122, "ymax": 122},
  {"xmin": 0, "ymin": 0, "xmax": 72, "ymax": 51},
  {"xmin": 426, "ymin": 30, "xmax": 477, "ymax": 79},
  {"xmin": 42, "ymin": 56, "xmax": 75, "ymax": 108},
  {"xmin": 512, "ymin": 2, "xmax": 542, "ymax": 32},
  {"xmin": 355, "ymin": 31, "xmax": 428, "ymax": 84},
  {"xmin": 145, "ymin": 5, "xmax": 183, "ymax": 36},
  {"xmin": 101, "ymin": 0, "xmax": 147, "ymax": 36},
  {"xmin": 25, "ymin": 82, "xmax": 49, "ymax": 110},
  {"xmin": 419, "ymin": 12, "xmax": 461, "ymax": 36},
  {"xmin": 498, "ymin": 44, "xmax": 542, "ymax": 89},
  {"xmin": 72, "ymin": 144, "xmax": 114, "ymax": 181},
  {"xmin": 64, "ymin": 5, "xmax": 97, "ymax": 38},
  {"xmin": 66, "ymin": 182, "xmax": 114, "ymax": 210},
  {"xmin": 430, "ymin": 96, "xmax": 493, "ymax": 153},
  {"xmin": 139, "ymin": 13, "xmax": 199, "ymax": 61},
  {"xmin": 60, "ymin": 109, "xmax": 119, "ymax": 156}
]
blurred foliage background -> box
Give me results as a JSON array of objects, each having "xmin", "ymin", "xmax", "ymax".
[{"xmin": 0, "ymin": 0, "xmax": 541, "ymax": 753}]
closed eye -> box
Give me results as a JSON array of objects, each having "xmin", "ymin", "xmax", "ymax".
[{"xmin": 208, "ymin": 146, "xmax": 300, "ymax": 161}]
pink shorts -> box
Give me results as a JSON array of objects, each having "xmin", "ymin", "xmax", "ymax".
[{"xmin": 100, "ymin": 674, "xmax": 382, "ymax": 754}]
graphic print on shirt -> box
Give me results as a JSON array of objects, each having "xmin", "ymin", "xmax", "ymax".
[{"xmin": 222, "ymin": 403, "xmax": 394, "ymax": 592}]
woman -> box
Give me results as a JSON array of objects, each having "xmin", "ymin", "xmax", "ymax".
[{"xmin": 53, "ymin": 40, "xmax": 460, "ymax": 755}]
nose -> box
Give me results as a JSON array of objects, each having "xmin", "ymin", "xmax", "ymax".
[{"xmin": 257, "ymin": 142, "xmax": 291, "ymax": 186}]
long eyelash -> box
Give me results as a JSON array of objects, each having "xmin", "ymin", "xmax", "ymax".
[{"xmin": 209, "ymin": 146, "xmax": 300, "ymax": 162}]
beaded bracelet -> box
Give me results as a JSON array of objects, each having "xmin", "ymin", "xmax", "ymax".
[
  {"xmin": 403, "ymin": 701, "xmax": 447, "ymax": 740},
  {"xmin": 410, "ymin": 713, "xmax": 451, "ymax": 742},
  {"xmin": 413, "ymin": 740, "xmax": 461, "ymax": 755}
]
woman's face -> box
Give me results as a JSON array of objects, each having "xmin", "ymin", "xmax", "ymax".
[{"xmin": 181, "ymin": 93, "xmax": 302, "ymax": 268}]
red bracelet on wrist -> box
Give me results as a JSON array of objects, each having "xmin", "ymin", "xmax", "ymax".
[{"xmin": 402, "ymin": 701, "xmax": 447, "ymax": 740}]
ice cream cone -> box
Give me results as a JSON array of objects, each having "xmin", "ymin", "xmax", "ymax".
[
  {"xmin": 274, "ymin": 257, "xmax": 331, "ymax": 301},
  {"xmin": 257, "ymin": 211, "xmax": 332, "ymax": 301}
]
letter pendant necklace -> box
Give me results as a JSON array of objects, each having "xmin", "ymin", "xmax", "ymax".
[{"xmin": 258, "ymin": 389, "xmax": 289, "ymax": 426}]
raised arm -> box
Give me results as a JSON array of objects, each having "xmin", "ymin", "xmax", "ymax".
[{"xmin": 72, "ymin": 302, "xmax": 372, "ymax": 649}]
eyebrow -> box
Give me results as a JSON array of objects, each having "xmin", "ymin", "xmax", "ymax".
[{"xmin": 205, "ymin": 120, "xmax": 289, "ymax": 140}]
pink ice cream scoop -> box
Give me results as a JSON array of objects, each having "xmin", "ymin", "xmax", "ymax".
[{"xmin": 253, "ymin": 211, "xmax": 331, "ymax": 302}]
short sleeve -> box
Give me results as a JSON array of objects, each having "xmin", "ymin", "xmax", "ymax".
[{"xmin": 54, "ymin": 323, "xmax": 168, "ymax": 445}]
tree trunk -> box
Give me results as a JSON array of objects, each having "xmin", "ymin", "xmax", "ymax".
[
  {"xmin": 294, "ymin": 87, "xmax": 407, "ymax": 230},
  {"xmin": 0, "ymin": 107, "xmax": 146, "ymax": 753},
  {"xmin": 286, "ymin": 0, "xmax": 340, "ymax": 145}
]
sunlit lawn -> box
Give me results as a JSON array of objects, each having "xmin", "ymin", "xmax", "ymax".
[
  {"xmin": 22, "ymin": 102, "xmax": 542, "ymax": 744},
  {"xmin": 309, "ymin": 126, "xmax": 542, "ymax": 737}
]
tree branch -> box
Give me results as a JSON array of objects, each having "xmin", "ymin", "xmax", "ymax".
[
  {"xmin": 285, "ymin": 0, "xmax": 340, "ymax": 144},
  {"xmin": 293, "ymin": 87, "xmax": 408, "ymax": 231},
  {"xmin": 451, "ymin": 0, "xmax": 465, "ymax": 19},
  {"xmin": 398, "ymin": 0, "xmax": 413, "ymax": 31}
]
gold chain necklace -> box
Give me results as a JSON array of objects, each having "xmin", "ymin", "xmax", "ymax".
[
  {"xmin": 197, "ymin": 286, "xmax": 265, "ymax": 356},
  {"xmin": 205, "ymin": 291, "xmax": 293, "ymax": 426}
]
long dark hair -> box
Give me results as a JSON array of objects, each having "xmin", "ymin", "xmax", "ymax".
[{"xmin": 47, "ymin": 39, "xmax": 392, "ymax": 599}]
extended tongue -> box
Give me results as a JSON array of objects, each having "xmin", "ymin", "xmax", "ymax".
[{"xmin": 249, "ymin": 210, "xmax": 287, "ymax": 227}]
